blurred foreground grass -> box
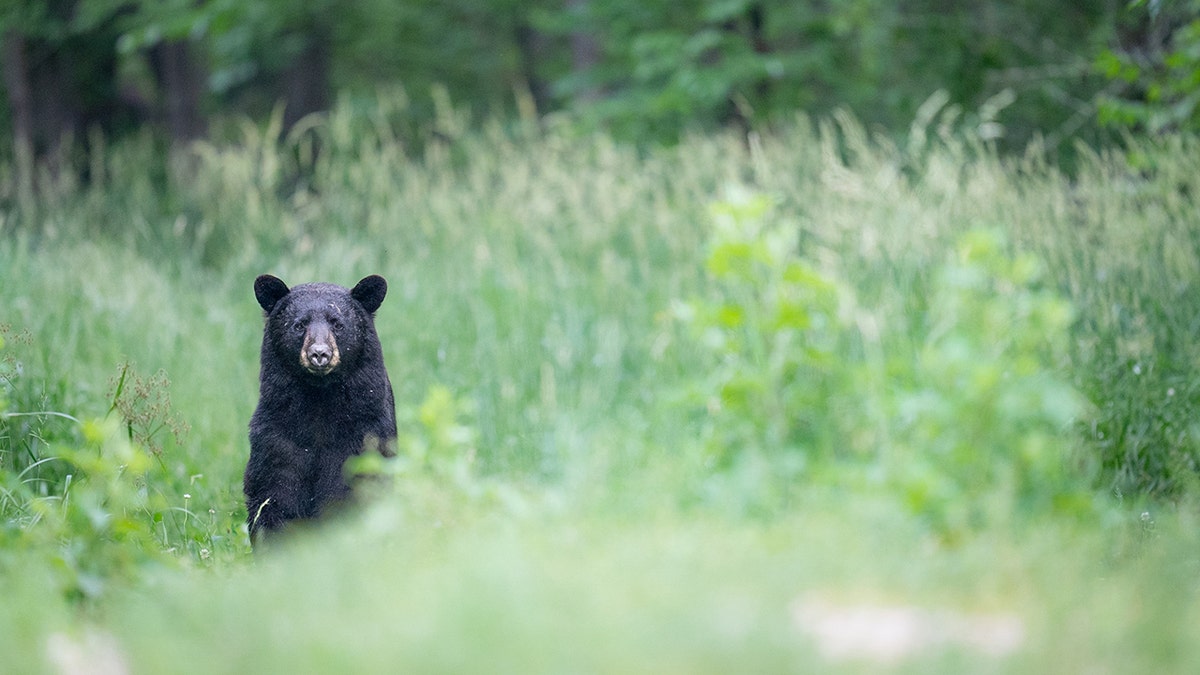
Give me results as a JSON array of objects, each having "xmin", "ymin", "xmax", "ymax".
[
  {"xmin": 2, "ymin": 95, "xmax": 1200, "ymax": 671},
  {"xmin": 21, "ymin": 486, "xmax": 1200, "ymax": 674}
]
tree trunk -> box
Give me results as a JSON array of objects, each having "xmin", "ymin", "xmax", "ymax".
[
  {"xmin": 515, "ymin": 21, "xmax": 550, "ymax": 116},
  {"xmin": 281, "ymin": 22, "xmax": 332, "ymax": 134},
  {"xmin": 2, "ymin": 30, "xmax": 35, "ymax": 212},
  {"xmin": 151, "ymin": 39, "xmax": 208, "ymax": 145},
  {"xmin": 567, "ymin": 0, "xmax": 602, "ymax": 102}
]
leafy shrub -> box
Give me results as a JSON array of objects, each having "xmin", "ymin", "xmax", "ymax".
[
  {"xmin": 348, "ymin": 384, "xmax": 484, "ymax": 502},
  {"xmin": 1098, "ymin": 0, "xmax": 1200, "ymax": 133},
  {"xmin": 0, "ymin": 327, "xmax": 78, "ymax": 495},
  {"xmin": 881, "ymin": 230, "xmax": 1092, "ymax": 534},
  {"xmin": 675, "ymin": 189, "xmax": 1093, "ymax": 536},
  {"xmin": 0, "ymin": 337, "xmax": 191, "ymax": 603},
  {"xmin": 673, "ymin": 189, "xmax": 846, "ymax": 475}
]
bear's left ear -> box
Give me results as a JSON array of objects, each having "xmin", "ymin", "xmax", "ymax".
[
  {"xmin": 255, "ymin": 275, "xmax": 290, "ymax": 314},
  {"xmin": 351, "ymin": 275, "xmax": 388, "ymax": 314}
]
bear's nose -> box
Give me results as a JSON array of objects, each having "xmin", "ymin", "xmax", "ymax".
[{"xmin": 308, "ymin": 345, "xmax": 332, "ymax": 368}]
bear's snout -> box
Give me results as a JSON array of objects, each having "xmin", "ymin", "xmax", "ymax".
[
  {"xmin": 308, "ymin": 344, "xmax": 333, "ymax": 368},
  {"xmin": 300, "ymin": 324, "xmax": 341, "ymax": 374}
]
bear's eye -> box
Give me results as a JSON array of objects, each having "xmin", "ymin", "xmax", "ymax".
[
  {"xmin": 290, "ymin": 319, "xmax": 305, "ymax": 333},
  {"xmin": 329, "ymin": 317, "xmax": 344, "ymax": 332}
]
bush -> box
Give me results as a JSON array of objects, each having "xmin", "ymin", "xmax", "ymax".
[
  {"xmin": 0, "ymin": 336, "xmax": 195, "ymax": 603},
  {"xmin": 881, "ymin": 229, "xmax": 1091, "ymax": 534},
  {"xmin": 675, "ymin": 189, "xmax": 1092, "ymax": 536},
  {"xmin": 1098, "ymin": 0, "xmax": 1200, "ymax": 133}
]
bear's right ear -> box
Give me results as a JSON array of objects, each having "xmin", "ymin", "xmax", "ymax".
[{"xmin": 254, "ymin": 275, "xmax": 290, "ymax": 314}]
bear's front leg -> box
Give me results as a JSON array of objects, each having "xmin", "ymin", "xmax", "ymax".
[{"xmin": 244, "ymin": 435, "xmax": 313, "ymax": 547}]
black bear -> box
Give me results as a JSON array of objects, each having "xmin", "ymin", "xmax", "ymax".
[{"xmin": 244, "ymin": 274, "xmax": 396, "ymax": 547}]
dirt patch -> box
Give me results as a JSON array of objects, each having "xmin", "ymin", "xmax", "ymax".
[{"xmin": 792, "ymin": 596, "xmax": 1025, "ymax": 664}]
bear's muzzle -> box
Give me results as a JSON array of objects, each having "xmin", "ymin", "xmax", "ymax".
[{"xmin": 301, "ymin": 324, "xmax": 341, "ymax": 374}]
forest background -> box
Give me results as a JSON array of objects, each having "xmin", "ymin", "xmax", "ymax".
[{"xmin": 3, "ymin": 0, "xmax": 1200, "ymax": 165}]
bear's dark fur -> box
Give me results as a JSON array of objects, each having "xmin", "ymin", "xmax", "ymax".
[{"xmin": 244, "ymin": 274, "xmax": 396, "ymax": 547}]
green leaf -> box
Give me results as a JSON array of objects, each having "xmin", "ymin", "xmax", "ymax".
[
  {"xmin": 707, "ymin": 241, "xmax": 758, "ymax": 279},
  {"xmin": 716, "ymin": 304, "xmax": 745, "ymax": 328}
]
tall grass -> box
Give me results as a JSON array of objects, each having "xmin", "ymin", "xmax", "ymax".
[{"xmin": 2, "ymin": 93, "xmax": 1200, "ymax": 671}]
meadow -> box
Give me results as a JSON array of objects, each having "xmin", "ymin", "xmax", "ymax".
[{"xmin": 3, "ymin": 97, "xmax": 1200, "ymax": 672}]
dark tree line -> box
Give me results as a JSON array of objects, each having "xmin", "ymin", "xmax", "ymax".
[{"xmin": 0, "ymin": 0, "xmax": 1193, "ymax": 177}]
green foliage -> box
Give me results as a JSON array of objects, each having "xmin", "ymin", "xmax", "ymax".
[
  {"xmin": 107, "ymin": 361, "xmax": 190, "ymax": 458},
  {"xmin": 1098, "ymin": 0, "xmax": 1200, "ymax": 133},
  {"xmin": 0, "ymin": 0, "xmax": 1124, "ymax": 161},
  {"xmin": 542, "ymin": 0, "xmax": 1113, "ymax": 149},
  {"xmin": 1, "ymin": 414, "xmax": 165, "ymax": 605},
  {"xmin": 14, "ymin": 417, "xmax": 166, "ymax": 602},
  {"xmin": 403, "ymin": 385, "xmax": 479, "ymax": 475},
  {"xmin": 0, "ymin": 327, "xmax": 79, "ymax": 486},
  {"xmin": 677, "ymin": 188, "xmax": 1091, "ymax": 536},
  {"xmin": 0, "ymin": 333, "xmax": 6, "ymax": 414},
  {"xmin": 0, "ymin": 336, "xmax": 209, "ymax": 604},
  {"xmin": 347, "ymin": 384, "xmax": 481, "ymax": 497},
  {"xmin": 882, "ymin": 230, "xmax": 1090, "ymax": 533},
  {"xmin": 542, "ymin": 0, "xmax": 773, "ymax": 140},
  {"xmin": 675, "ymin": 189, "xmax": 844, "ymax": 472}
]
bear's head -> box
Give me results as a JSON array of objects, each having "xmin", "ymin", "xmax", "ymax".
[{"xmin": 254, "ymin": 274, "xmax": 387, "ymax": 382}]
